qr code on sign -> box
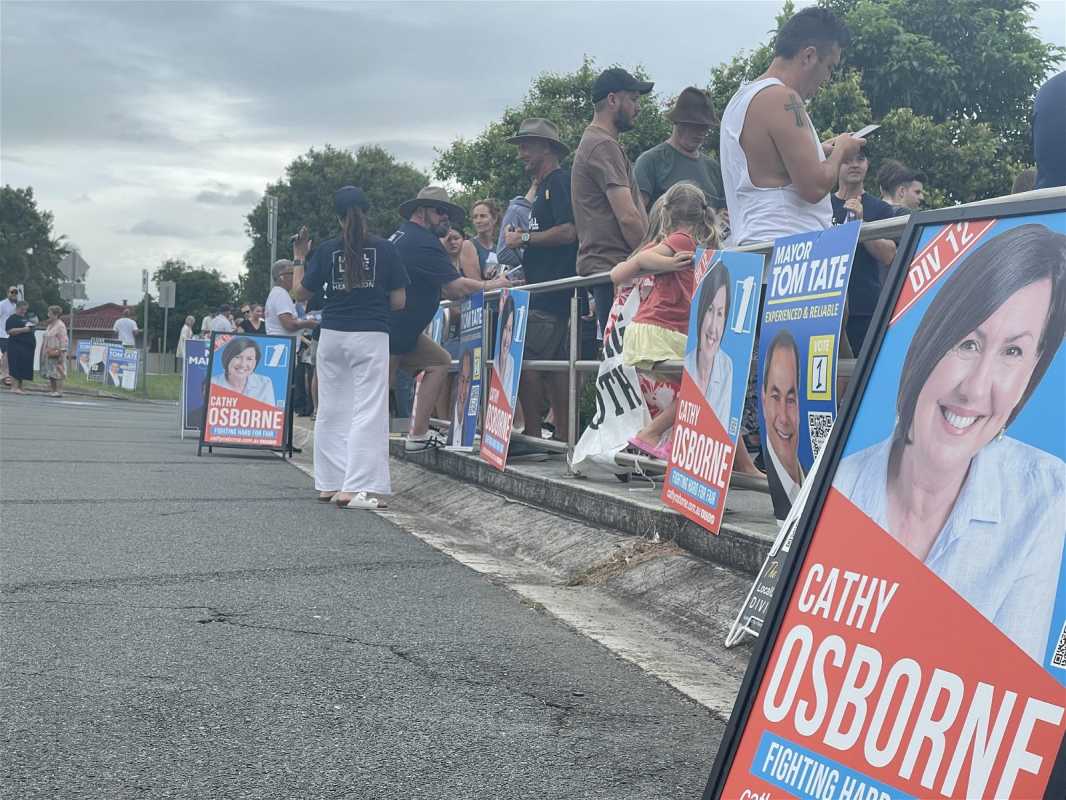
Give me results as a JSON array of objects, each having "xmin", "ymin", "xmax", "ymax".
[
  {"xmin": 1052, "ymin": 620, "xmax": 1066, "ymax": 670},
  {"xmin": 808, "ymin": 412, "xmax": 834, "ymax": 459}
]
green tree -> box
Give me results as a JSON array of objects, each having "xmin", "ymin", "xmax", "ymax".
[
  {"xmin": 133, "ymin": 259, "xmax": 235, "ymax": 352},
  {"xmin": 708, "ymin": 0, "xmax": 1063, "ymax": 205},
  {"xmin": 242, "ymin": 145, "xmax": 427, "ymax": 303},
  {"xmin": 0, "ymin": 186, "xmax": 67, "ymax": 318},
  {"xmin": 434, "ymin": 58, "xmax": 670, "ymax": 209}
]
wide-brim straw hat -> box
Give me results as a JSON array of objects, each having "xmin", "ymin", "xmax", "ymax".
[
  {"xmin": 398, "ymin": 186, "xmax": 466, "ymax": 226},
  {"xmin": 505, "ymin": 117, "xmax": 569, "ymax": 155},
  {"xmin": 665, "ymin": 86, "xmax": 718, "ymax": 127}
]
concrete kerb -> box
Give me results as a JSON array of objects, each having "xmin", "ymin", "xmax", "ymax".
[
  {"xmin": 7, "ymin": 380, "xmax": 177, "ymax": 406},
  {"xmin": 392, "ymin": 441, "xmax": 775, "ymax": 578}
]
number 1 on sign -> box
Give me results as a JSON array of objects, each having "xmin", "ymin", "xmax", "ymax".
[
  {"xmin": 265, "ymin": 344, "xmax": 287, "ymax": 368},
  {"xmin": 812, "ymin": 355, "xmax": 827, "ymax": 393}
]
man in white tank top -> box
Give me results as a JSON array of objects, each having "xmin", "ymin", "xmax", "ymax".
[{"xmin": 720, "ymin": 6, "xmax": 865, "ymax": 247}]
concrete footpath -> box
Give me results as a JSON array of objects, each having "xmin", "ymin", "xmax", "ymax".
[{"xmin": 0, "ymin": 394, "xmax": 753, "ymax": 799}]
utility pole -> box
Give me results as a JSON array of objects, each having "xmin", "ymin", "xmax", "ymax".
[
  {"xmin": 141, "ymin": 269, "xmax": 149, "ymax": 398},
  {"xmin": 266, "ymin": 194, "xmax": 279, "ymax": 268}
]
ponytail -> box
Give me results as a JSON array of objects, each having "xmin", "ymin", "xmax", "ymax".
[{"xmin": 341, "ymin": 206, "xmax": 368, "ymax": 289}]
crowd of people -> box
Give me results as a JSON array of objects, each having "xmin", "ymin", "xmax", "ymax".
[{"xmin": 2, "ymin": 6, "xmax": 1061, "ymax": 516}]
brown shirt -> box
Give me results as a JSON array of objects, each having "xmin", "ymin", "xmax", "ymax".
[{"xmin": 571, "ymin": 124, "xmax": 648, "ymax": 276}]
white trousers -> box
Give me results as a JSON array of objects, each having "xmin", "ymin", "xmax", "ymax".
[{"xmin": 314, "ymin": 329, "xmax": 391, "ymax": 494}]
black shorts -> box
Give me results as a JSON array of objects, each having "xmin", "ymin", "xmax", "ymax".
[
  {"xmin": 523, "ymin": 309, "xmax": 568, "ymax": 361},
  {"xmin": 0, "ymin": 338, "xmax": 7, "ymax": 354}
]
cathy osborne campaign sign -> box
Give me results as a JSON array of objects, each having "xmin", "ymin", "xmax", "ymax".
[
  {"xmin": 480, "ymin": 289, "xmax": 529, "ymax": 470},
  {"xmin": 447, "ymin": 292, "xmax": 483, "ymax": 450},
  {"xmin": 662, "ymin": 248, "xmax": 762, "ymax": 533},
  {"xmin": 705, "ymin": 200, "xmax": 1066, "ymax": 800},
  {"xmin": 201, "ymin": 332, "xmax": 294, "ymax": 449},
  {"xmin": 758, "ymin": 222, "xmax": 859, "ymax": 520},
  {"xmin": 181, "ymin": 338, "xmax": 209, "ymax": 434}
]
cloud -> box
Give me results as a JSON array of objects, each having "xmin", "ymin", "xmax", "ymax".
[
  {"xmin": 195, "ymin": 189, "xmax": 260, "ymax": 206},
  {"xmin": 128, "ymin": 219, "xmax": 198, "ymax": 238},
  {"xmin": 3, "ymin": 0, "xmax": 1062, "ymax": 305}
]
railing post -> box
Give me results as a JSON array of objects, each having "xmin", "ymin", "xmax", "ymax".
[
  {"xmin": 566, "ymin": 288, "xmax": 579, "ymax": 472},
  {"xmin": 479, "ymin": 295, "xmax": 493, "ymax": 444}
]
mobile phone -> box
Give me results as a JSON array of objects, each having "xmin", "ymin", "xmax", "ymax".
[{"xmin": 854, "ymin": 123, "xmax": 880, "ymax": 138}]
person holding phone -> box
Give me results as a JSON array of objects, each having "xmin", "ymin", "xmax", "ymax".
[
  {"xmin": 4, "ymin": 301, "xmax": 35, "ymax": 394},
  {"xmin": 831, "ymin": 146, "xmax": 897, "ymax": 352}
]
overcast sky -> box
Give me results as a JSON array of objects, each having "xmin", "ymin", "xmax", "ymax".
[{"xmin": 2, "ymin": 0, "xmax": 1064, "ymax": 305}]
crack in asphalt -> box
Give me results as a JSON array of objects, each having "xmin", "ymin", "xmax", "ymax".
[
  {"xmin": 193, "ymin": 608, "xmax": 587, "ymax": 726},
  {"xmin": 1, "ymin": 496, "xmax": 311, "ymax": 506},
  {"xmin": 0, "ymin": 559, "xmax": 448, "ymax": 594}
]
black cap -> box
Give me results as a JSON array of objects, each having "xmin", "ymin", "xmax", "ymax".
[
  {"xmin": 592, "ymin": 68, "xmax": 654, "ymax": 102},
  {"xmin": 334, "ymin": 185, "xmax": 370, "ymax": 215}
]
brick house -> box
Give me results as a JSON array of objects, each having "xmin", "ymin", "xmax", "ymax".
[{"xmin": 65, "ymin": 301, "xmax": 140, "ymax": 348}]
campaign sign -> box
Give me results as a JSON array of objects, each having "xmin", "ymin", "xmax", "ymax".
[
  {"xmin": 74, "ymin": 340, "xmax": 91, "ymax": 376},
  {"xmin": 428, "ymin": 306, "xmax": 447, "ymax": 344},
  {"xmin": 87, "ymin": 337, "xmax": 117, "ymax": 383},
  {"xmin": 479, "ymin": 289, "xmax": 529, "ymax": 470},
  {"xmin": 570, "ymin": 277, "xmax": 653, "ymax": 476},
  {"xmin": 758, "ymin": 221, "xmax": 859, "ymax": 520},
  {"xmin": 447, "ymin": 292, "xmax": 484, "ymax": 450},
  {"xmin": 704, "ymin": 199, "xmax": 1066, "ymax": 800},
  {"xmin": 662, "ymin": 248, "xmax": 763, "ymax": 533},
  {"xmin": 200, "ymin": 332, "xmax": 294, "ymax": 450},
  {"xmin": 103, "ymin": 344, "xmax": 138, "ymax": 389},
  {"xmin": 181, "ymin": 338, "xmax": 209, "ymax": 434}
]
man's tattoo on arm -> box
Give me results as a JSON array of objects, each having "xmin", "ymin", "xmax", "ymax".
[{"xmin": 785, "ymin": 97, "xmax": 806, "ymax": 128}]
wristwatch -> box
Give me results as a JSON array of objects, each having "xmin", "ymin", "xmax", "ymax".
[
  {"xmin": 293, "ymin": 258, "xmax": 304, "ymax": 265},
  {"xmin": 520, "ymin": 232, "xmax": 531, "ymax": 244}
]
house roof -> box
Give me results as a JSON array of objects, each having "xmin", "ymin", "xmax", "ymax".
[{"xmin": 65, "ymin": 302, "xmax": 133, "ymax": 332}]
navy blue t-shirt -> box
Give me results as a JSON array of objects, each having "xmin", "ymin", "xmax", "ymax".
[
  {"xmin": 388, "ymin": 220, "xmax": 460, "ymax": 354},
  {"xmin": 831, "ymin": 192, "xmax": 895, "ymax": 316},
  {"xmin": 301, "ymin": 234, "xmax": 409, "ymax": 334},
  {"xmin": 1034, "ymin": 70, "xmax": 1066, "ymax": 190},
  {"xmin": 524, "ymin": 167, "xmax": 578, "ymax": 319}
]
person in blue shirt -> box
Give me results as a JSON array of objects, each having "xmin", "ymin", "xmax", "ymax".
[
  {"xmin": 388, "ymin": 186, "xmax": 516, "ymax": 452},
  {"xmin": 1033, "ymin": 70, "xmax": 1065, "ymax": 190},
  {"xmin": 294, "ymin": 186, "xmax": 409, "ymax": 510},
  {"xmin": 834, "ymin": 224, "xmax": 1066, "ymax": 663},
  {"xmin": 831, "ymin": 148, "xmax": 897, "ymax": 352}
]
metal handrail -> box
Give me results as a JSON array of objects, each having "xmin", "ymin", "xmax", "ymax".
[{"xmin": 428, "ymin": 186, "xmax": 1064, "ymax": 495}]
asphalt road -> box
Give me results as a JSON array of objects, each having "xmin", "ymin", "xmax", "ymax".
[{"xmin": 0, "ymin": 394, "xmax": 723, "ymax": 799}]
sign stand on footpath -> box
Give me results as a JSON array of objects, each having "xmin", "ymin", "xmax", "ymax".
[
  {"xmin": 480, "ymin": 289, "xmax": 529, "ymax": 470},
  {"xmin": 757, "ymin": 221, "xmax": 860, "ymax": 521},
  {"xmin": 661, "ymin": 248, "xmax": 763, "ymax": 533},
  {"xmin": 704, "ymin": 196, "xmax": 1066, "ymax": 800},
  {"xmin": 446, "ymin": 292, "xmax": 484, "ymax": 451},
  {"xmin": 180, "ymin": 338, "xmax": 209, "ymax": 438},
  {"xmin": 197, "ymin": 331, "xmax": 296, "ymax": 459}
]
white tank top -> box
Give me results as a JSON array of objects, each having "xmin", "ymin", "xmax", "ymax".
[{"xmin": 720, "ymin": 77, "xmax": 832, "ymax": 246}]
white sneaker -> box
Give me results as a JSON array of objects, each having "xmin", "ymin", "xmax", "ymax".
[{"xmin": 405, "ymin": 430, "xmax": 447, "ymax": 452}]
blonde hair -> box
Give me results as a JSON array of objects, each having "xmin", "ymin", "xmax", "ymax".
[
  {"xmin": 629, "ymin": 193, "xmax": 670, "ymax": 257},
  {"xmin": 659, "ymin": 182, "xmax": 719, "ymax": 248}
]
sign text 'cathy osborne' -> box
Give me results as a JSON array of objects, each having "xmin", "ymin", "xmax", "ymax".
[
  {"xmin": 672, "ymin": 400, "xmax": 733, "ymax": 488},
  {"xmin": 484, "ymin": 387, "xmax": 510, "ymax": 439},
  {"xmin": 207, "ymin": 395, "xmax": 283, "ymax": 429},
  {"xmin": 761, "ymin": 563, "xmax": 1064, "ymax": 798}
]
